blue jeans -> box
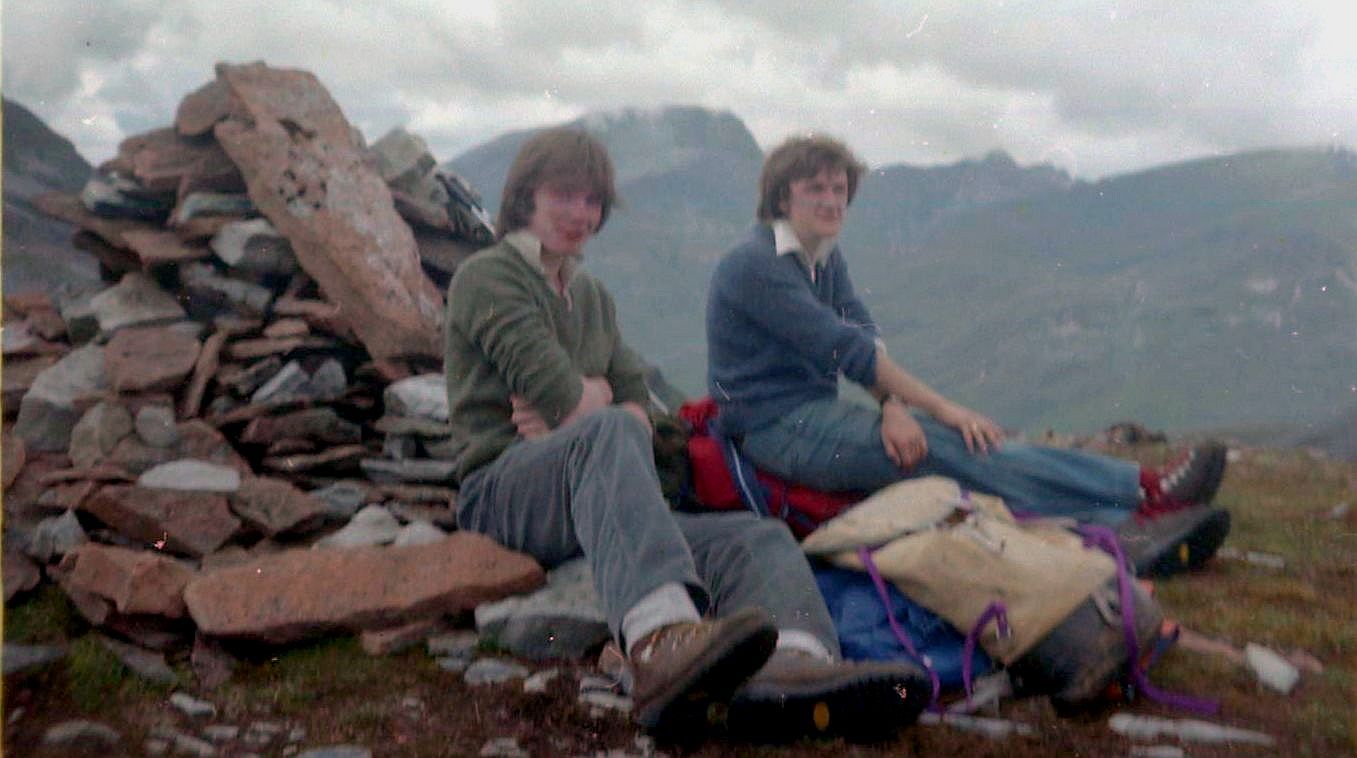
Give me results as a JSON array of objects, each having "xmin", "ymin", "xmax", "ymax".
[{"xmin": 739, "ymin": 398, "xmax": 1140, "ymax": 527}]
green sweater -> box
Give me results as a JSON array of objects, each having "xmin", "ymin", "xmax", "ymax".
[{"xmin": 443, "ymin": 234, "xmax": 650, "ymax": 480}]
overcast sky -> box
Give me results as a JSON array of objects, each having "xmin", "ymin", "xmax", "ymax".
[{"xmin": 4, "ymin": 1, "xmax": 1355, "ymax": 179}]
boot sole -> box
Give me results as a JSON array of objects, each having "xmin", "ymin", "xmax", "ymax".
[
  {"xmin": 1133, "ymin": 508, "xmax": 1231, "ymax": 578},
  {"xmin": 726, "ymin": 666, "xmax": 930, "ymax": 742},
  {"xmin": 633, "ymin": 610, "xmax": 778, "ymax": 733}
]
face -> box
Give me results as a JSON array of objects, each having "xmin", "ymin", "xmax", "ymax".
[
  {"xmin": 526, "ymin": 180, "xmax": 604, "ymax": 256},
  {"xmin": 782, "ymin": 167, "xmax": 849, "ymax": 245}
]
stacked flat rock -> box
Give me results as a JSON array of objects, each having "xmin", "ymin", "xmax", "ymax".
[{"xmin": 2, "ymin": 62, "xmax": 551, "ymax": 666}]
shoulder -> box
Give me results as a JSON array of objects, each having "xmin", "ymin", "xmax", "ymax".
[
  {"xmin": 716, "ymin": 225, "xmax": 776, "ymax": 275},
  {"xmin": 450, "ymin": 243, "xmax": 524, "ymax": 293}
]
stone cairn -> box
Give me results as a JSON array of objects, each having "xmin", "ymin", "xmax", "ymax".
[{"xmin": 1, "ymin": 62, "xmax": 562, "ymax": 675}]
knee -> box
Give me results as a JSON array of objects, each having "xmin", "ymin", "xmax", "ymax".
[{"xmin": 577, "ymin": 406, "xmax": 648, "ymax": 440}]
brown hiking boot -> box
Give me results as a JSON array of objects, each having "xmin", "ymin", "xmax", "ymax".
[
  {"xmin": 629, "ymin": 607, "xmax": 777, "ymax": 733},
  {"xmin": 725, "ymin": 650, "xmax": 930, "ymax": 742}
]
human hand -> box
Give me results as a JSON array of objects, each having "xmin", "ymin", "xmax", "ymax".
[
  {"xmin": 510, "ymin": 394, "xmax": 550, "ymax": 440},
  {"xmin": 933, "ymin": 402, "xmax": 1004, "ymax": 454},
  {"xmin": 558, "ymin": 376, "xmax": 615, "ymax": 428},
  {"xmin": 881, "ymin": 398, "xmax": 928, "ymax": 469}
]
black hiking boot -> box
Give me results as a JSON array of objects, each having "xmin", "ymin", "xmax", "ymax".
[
  {"xmin": 1117, "ymin": 504, "xmax": 1232, "ymax": 578},
  {"xmin": 723, "ymin": 650, "xmax": 930, "ymax": 743}
]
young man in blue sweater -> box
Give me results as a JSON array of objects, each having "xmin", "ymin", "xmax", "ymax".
[{"xmin": 706, "ymin": 135, "xmax": 1227, "ymax": 541}]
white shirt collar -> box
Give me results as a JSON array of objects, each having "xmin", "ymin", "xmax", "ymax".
[
  {"xmin": 772, "ymin": 219, "xmax": 836, "ymax": 268},
  {"xmin": 503, "ymin": 229, "xmax": 580, "ymax": 287}
]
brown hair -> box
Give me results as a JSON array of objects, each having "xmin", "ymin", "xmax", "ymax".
[
  {"xmin": 496, "ymin": 128, "xmax": 618, "ymax": 238},
  {"xmin": 757, "ymin": 134, "xmax": 866, "ymax": 222}
]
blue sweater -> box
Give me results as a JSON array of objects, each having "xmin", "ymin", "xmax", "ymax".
[{"xmin": 706, "ymin": 224, "xmax": 880, "ymax": 435}]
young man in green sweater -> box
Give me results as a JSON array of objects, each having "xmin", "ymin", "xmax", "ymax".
[{"xmin": 444, "ymin": 128, "xmax": 927, "ymax": 739}]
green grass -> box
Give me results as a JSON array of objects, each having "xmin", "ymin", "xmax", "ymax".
[{"xmin": 3, "ymin": 585, "xmax": 82, "ymax": 644}]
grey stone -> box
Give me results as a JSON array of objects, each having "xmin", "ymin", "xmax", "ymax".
[
  {"xmin": 464, "ymin": 657, "xmax": 530, "ymax": 686},
  {"xmin": 68, "ymin": 400, "xmax": 134, "ymax": 468},
  {"xmin": 2, "ymin": 643, "xmax": 66, "ymax": 675},
  {"xmin": 202, "ymin": 724, "xmax": 240, "ymax": 743},
  {"xmin": 210, "ymin": 218, "xmax": 299, "ymax": 275},
  {"xmin": 475, "ymin": 557, "xmax": 610, "ymax": 661},
  {"xmin": 99, "ymin": 636, "xmax": 177, "ymax": 684},
  {"xmin": 58, "ymin": 290, "xmax": 100, "ymax": 345},
  {"xmin": 436, "ymin": 656, "xmax": 470, "ymax": 673},
  {"xmin": 1245, "ymin": 642, "xmax": 1300, "ymax": 694},
  {"xmin": 24, "ymin": 510, "xmax": 88, "ymax": 562},
  {"xmin": 180, "ymin": 262, "xmax": 274, "ymax": 316},
  {"xmin": 42, "ymin": 719, "xmax": 121, "ymax": 749},
  {"xmin": 288, "ymin": 727, "xmax": 307, "ymax": 743},
  {"xmin": 252, "ymin": 359, "xmax": 346, "ymax": 405},
  {"xmin": 89, "ymin": 271, "xmax": 186, "ymax": 334},
  {"xmin": 392, "ymin": 520, "xmax": 447, "ymax": 547},
  {"xmin": 169, "ymin": 692, "xmax": 218, "ymax": 718},
  {"xmin": 383, "ymin": 374, "xmax": 448, "ymax": 421},
  {"xmin": 136, "ymin": 405, "xmax": 182, "ymax": 447},
  {"xmin": 427, "ymin": 629, "xmax": 480, "ymax": 658},
  {"xmin": 243, "ymin": 721, "xmax": 285, "ymax": 747},
  {"xmin": 382, "ymin": 434, "xmax": 418, "ymax": 460},
  {"xmin": 139, "ymin": 460, "xmax": 242, "ymax": 493},
  {"xmin": 80, "ymin": 171, "xmax": 172, "ymax": 218},
  {"xmin": 1107, "ymin": 712, "xmax": 1274, "ymax": 746},
  {"xmin": 479, "ymin": 737, "xmax": 529, "ymax": 758},
  {"xmin": 313, "ymin": 505, "xmax": 401, "ymax": 548},
  {"xmin": 310, "ymin": 481, "xmax": 369, "ymax": 521},
  {"xmin": 919, "ymin": 712, "xmax": 1034, "ymax": 739},
  {"xmin": 371, "ymin": 128, "xmax": 436, "ymax": 193},
  {"xmin": 146, "ymin": 737, "xmax": 171, "ymax": 755},
  {"xmin": 172, "ymin": 731, "xmax": 219, "ymax": 757},
  {"xmin": 579, "ymin": 674, "xmax": 617, "ymax": 694},
  {"xmin": 360, "ymin": 457, "xmax": 457, "ymax": 485},
  {"xmin": 172, "ymin": 192, "xmax": 255, "ymax": 223},
  {"xmin": 218, "ymin": 356, "xmax": 283, "ymax": 395},
  {"xmin": 14, "ymin": 344, "xmax": 109, "ymax": 452},
  {"xmin": 296, "ymin": 747, "xmax": 371, "ymax": 758},
  {"xmin": 422, "ymin": 436, "xmax": 460, "ymax": 460}
]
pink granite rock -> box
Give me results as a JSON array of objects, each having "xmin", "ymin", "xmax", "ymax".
[
  {"xmin": 56, "ymin": 542, "xmax": 197, "ymax": 618},
  {"xmin": 228, "ymin": 476, "xmax": 327, "ymax": 537},
  {"xmin": 211, "ymin": 62, "xmax": 442, "ymax": 360},
  {"xmin": 104, "ymin": 326, "xmax": 202, "ymax": 393},
  {"xmin": 81, "ymin": 485, "xmax": 240, "ymax": 557},
  {"xmin": 176, "ymin": 79, "xmax": 235, "ymax": 137},
  {"xmin": 184, "ymin": 532, "xmax": 544, "ymax": 643}
]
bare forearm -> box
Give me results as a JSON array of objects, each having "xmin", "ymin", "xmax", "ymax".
[{"xmin": 872, "ymin": 348, "xmax": 953, "ymax": 417}]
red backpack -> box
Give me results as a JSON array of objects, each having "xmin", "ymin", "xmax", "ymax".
[{"xmin": 678, "ymin": 397, "xmax": 862, "ymax": 538}]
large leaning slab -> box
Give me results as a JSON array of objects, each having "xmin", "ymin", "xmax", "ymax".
[
  {"xmin": 184, "ymin": 532, "xmax": 544, "ymax": 644},
  {"xmin": 211, "ymin": 61, "xmax": 442, "ymax": 360}
]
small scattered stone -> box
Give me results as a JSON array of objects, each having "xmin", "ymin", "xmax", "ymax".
[
  {"xmin": 579, "ymin": 691, "xmax": 633, "ymax": 714},
  {"xmin": 524, "ymin": 668, "xmax": 560, "ymax": 694},
  {"xmin": 172, "ymin": 730, "xmax": 219, "ymax": 757},
  {"xmin": 243, "ymin": 721, "xmax": 285, "ymax": 747},
  {"xmin": 1328, "ymin": 502, "xmax": 1349, "ymax": 520},
  {"xmin": 475, "ymin": 557, "xmax": 609, "ymax": 660},
  {"xmin": 296, "ymin": 746, "xmax": 370, "ymax": 758},
  {"xmin": 170, "ymin": 692, "xmax": 218, "ymax": 718},
  {"xmin": 579, "ymin": 674, "xmax": 617, "ymax": 694},
  {"xmin": 464, "ymin": 658, "xmax": 529, "ymax": 685},
  {"xmin": 919, "ymin": 712, "xmax": 1033, "ymax": 739},
  {"xmin": 1108, "ymin": 712, "xmax": 1274, "ymax": 746},
  {"xmin": 437, "ymin": 656, "xmax": 471, "ymax": 673},
  {"xmin": 1216, "ymin": 546, "xmax": 1286, "ymax": 570},
  {"xmin": 1245, "ymin": 642, "xmax": 1300, "ymax": 694},
  {"xmin": 401, "ymin": 696, "xmax": 425, "ymax": 711},
  {"xmin": 288, "ymin": 727, "xmax": 307, "ymax": 743},
  {"xmin": 360, "ymin": 618, "xmax": 443, "ymax": 656},
  {"xmin": 99, "ymin": 635, "xmax": 177, "ymax": 684},
  {"xmin": 1130, "ymin": 746, "xmax": 1186, "ymax": 758},
  {"xmin": 146, "ymin": 737, "xmax": 171, "ymax": 755},
  {"xmin": 202, "ymin": 724, "xmax": 240, "ymax": 743},
  {"xmin": 479, "ymin": 737, "xmax": 529, "ymax": 757},
  {"xmin": 427, "ymin": 630, "xmax": 480, "ymax": 658},
  {"xmin": 42, "ymin": 719, "xmax": 122, "ymax": 749}
]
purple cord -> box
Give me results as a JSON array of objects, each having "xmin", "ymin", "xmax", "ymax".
[
  {"xmin": 1078, "ymin": 525, "xmax": 1220, "ymax": 714},
  {"xmin": 856, "ymin": 546, "xmax": 943, "ymax": 710},
  {"xmin": 961, "ymin": 601, "xmax": 1010, "ymax": 702}
]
